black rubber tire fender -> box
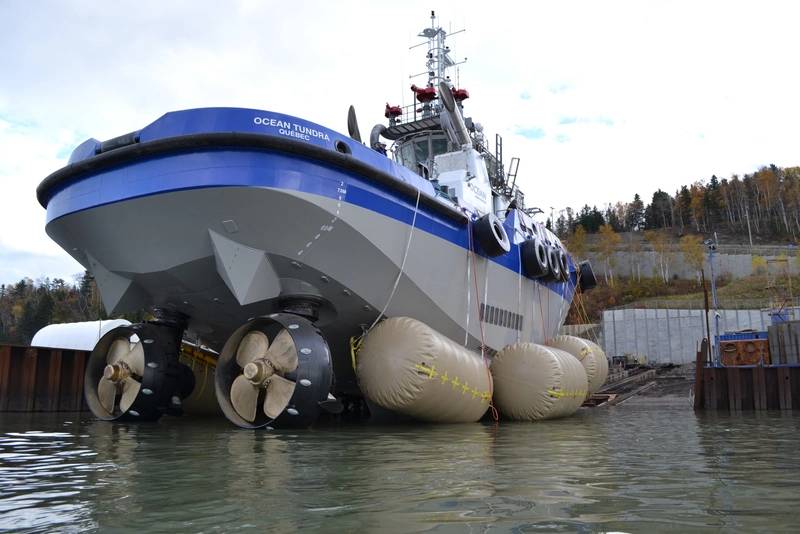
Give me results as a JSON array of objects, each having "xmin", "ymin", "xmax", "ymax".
[
  {"xmin": 520, "ymin": 237, "xmax": 550, "ymax": 278},
  {"xmin": 578, "ymin": 260, "xmax": 598, "ymax": 291},
  {"xmin": 473, "ymin": 213, "xmax": 511, "ymax": 257},
  {"xmin": 547, "ymin": 247, "xmax": 561, "ymax": 281},
  {"xmin": 557, "ymin": 248, "xmax": 569, "ymax": 281}
]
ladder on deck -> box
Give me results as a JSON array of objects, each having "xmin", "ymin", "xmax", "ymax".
[{"xmin": 506, "ymin": 157, "xmax": 520, "ymax": 192}]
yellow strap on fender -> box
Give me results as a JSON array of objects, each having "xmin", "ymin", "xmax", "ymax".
[{"xmin": 413, "ymin": 364, "xmax": 491, "ymax": 403}]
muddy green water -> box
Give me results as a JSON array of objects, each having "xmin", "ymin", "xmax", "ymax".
[{"xmin": 1, "ymin": 399, "xmax": 799, "ymax": 533}]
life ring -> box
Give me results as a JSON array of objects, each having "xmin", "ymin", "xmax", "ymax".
[
  {"xmin": 473, "ymin": 213, "xmax": 511, "ymax": 257},
  {"xmin": 521, "ymin": 237, "xmax": 549, "ymax": 278}
]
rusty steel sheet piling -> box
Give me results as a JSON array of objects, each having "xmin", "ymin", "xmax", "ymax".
[
  {"xmin": 694, "ymin": 361, "xmax": 800, "ymax": 412},
  {"xmin": 0, "ymin": 344, "xmax": 89, "ymax": 412}
]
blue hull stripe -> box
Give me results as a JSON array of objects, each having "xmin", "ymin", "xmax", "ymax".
[{"xmin": 46, "ymin": 148, "xmax": 576, "ymax": 301}]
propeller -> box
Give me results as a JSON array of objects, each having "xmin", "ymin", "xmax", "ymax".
[
  {"xmin": 97, "ymin": 336, "xmax": 144, "ymax": 415},
  {"xmin": 230, "ymin": 329, "xmax": 298, "ymax": 422},
  {"xmin": 347, "ymin": 105, "xmax": 362, "ymax": 143}
]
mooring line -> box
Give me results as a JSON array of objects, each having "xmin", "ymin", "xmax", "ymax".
[
  {"xmin": 367, "ymin": 188, "xmax": 421, "ymax": 333},
  {"xmin": 467, "ymin": 218, "xmax": 499, "ymax": 422},
  {"xmin": 516, "ymin": 229, "xmax": 524, "ymax": 344},
  {"xmin": 464, "ymin": 236, "xmax": 472, "ymax": 346}
]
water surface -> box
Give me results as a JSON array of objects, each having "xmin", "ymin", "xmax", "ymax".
[{"xmin": 2, "ymin": 398, "xmax": 799, "ymax": 532}]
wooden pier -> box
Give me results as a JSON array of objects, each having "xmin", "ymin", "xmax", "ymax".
[
  {"xmin": 0, "ymin": 345, "xmax": 89, "ymax": 412},
  {"xmin": 693, "ymin": 338, "xmax": 800, "ymax": 412},
  {"xmin": 696, "ymin": 365, "xmax": 800, "ymax": 412}
]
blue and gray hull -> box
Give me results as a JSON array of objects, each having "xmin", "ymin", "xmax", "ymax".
[{"xmin": 39, "ymin": 108, "xmax": 576, "ymax": 395}]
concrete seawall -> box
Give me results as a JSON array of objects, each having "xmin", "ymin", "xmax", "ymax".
[
  {"xmin": 585, "ymin": 249, "xmax": 797, "ymax": 280},
  {"xmin": 602, "ymin": 307, "xmax": 774, "ymax": 364}
]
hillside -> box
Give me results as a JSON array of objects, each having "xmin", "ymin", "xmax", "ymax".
[
  {"xmin": 568, "ymin": 273, "xmax": 798, "ymax": 323},
  {"xmin": 553, "ymin": 164, "xmax": 800, "ymax": 246}
]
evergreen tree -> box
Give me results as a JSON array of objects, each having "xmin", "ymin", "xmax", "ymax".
[
  {"xmin": 604, "ymin": 204, "xmax": 623, "ymax": 232},
  {"xmin": 647, "ymin": 190, "xmax": 673, "ymax": 229},
  {"xmin": 625, "ymin": 194, "xmax": 645, "ymax": 231},
  {"xmin": 575, "ymin": 205, "xmax": 605, "ymax": 232},
  {"xmin": 676, "ymin": 185, "xmax": 692, "ymax": 232},
  {"xmin": 565, "ymin": 207, "xmax": 575, "ymax": 233},
  {"xmin": 555, "ymin": 214, "xmax": 568, "ymax": 237},
  {"xmin": 79, "ymin": 271, "xmax": 93, "ymax": 298},
  {"xmin": 704, "ymin": 175, "xmax": 721, "ymax": 229}
]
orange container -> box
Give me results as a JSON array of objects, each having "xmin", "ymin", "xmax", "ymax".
[{"xmin": 720, "ymin": 339, "xmax": 771, "ymax": 366}]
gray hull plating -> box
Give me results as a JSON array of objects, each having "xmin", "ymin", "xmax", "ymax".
[{"xmin": 46, "ymin": 186, "xmax": 571, "ymax": 391}]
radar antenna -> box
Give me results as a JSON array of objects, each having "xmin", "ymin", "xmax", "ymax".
[{"xmin": 409, "ymin": 10, "xmax": 466, "ymax": 90}]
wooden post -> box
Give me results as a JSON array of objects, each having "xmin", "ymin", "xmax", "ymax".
[
  {"xmin": 0, "ymin": 345, "xmax": 11, "ymax": 411},
  {"xmin": 22, "ymin": 348, "xmax": 38, "ymax": 412},
  {"xmin": 702, "ymin": 270, "xmax": 712, "ymax": 365},
  {"xmin": 47, "ymin": 350, "xmax": 63, "ymax": 411},
  {"xmin": 73, "ymin": 351, "xmax": 87, "ymax": 411},
  {"xmin": 727, "ymin": 367, "xmax": 742, "ymax": 413},
  {"xmin": 777, "ymin": 366, "xmax": 793, "ymax": 410},
  {"xmin": 704, "ymin": 367, "xmax": 718, "ymax": 410},
  {"xmin": 753, "ymin": 365, "xmax": 767, "ymax": 411},
  {"xmin": 693, "ymin": 339, "xmax": 707, "ymax": 410},
  {"xmin": 66, "ymin": 351, "xmax": 84, "ymax": 411}
]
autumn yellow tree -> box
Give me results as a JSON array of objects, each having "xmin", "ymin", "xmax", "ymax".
[
  {"xmin": 598, "ymin": 224, "xmax": 621, "ymax": 286},
  {"xmin": 568, "ymin": 225, "xmax": 587, "ymax": 260},
  {"xmin": 689, "ymin": 183, "xmax": 705, "ymax": 231},
  {"xmin": 627, "ymin": 232, "xmax": 644, "ymax": 281},
  {"xmin": 752, "ymin": 255, "xmax": 767, "ymax": 275},
  {"xmin": 644, "ymin": 230, "xmax": 671, "ymax": 283},
  {"xmin": 679, "ymin": 234, "xmax": 705, "ymax": 284}
]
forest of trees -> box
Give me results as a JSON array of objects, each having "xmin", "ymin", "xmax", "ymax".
[
  {"xmin": 0, "ymin": 272, "xmax": 107, "ymax": 345},
  {"xmin": 551, "ymin": 165, "xmax": 800, "ymax": 242}
]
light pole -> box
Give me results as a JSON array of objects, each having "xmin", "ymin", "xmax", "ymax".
[{"xmin": 705, "ymin": 238, "xmax": 721, "ymax": 365}]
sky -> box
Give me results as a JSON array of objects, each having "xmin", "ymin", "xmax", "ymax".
[{"xmin": 1, "ymin": 0, "xmax": 799, "ymax": 286}]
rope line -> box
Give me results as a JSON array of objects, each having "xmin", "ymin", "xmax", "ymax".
[
  {"xmin": 537, "ymin": 281, "xmax": 548, "ymax": 344},
  {"xmin": 464, "ymin": 230, "xmax": 472, "ymax": 346},
  {"xmin": 367, "ymin": 188, "xmax": 422, "ymax": 334},
  {"xmin": 468, "ymin": 218, "xmax": 499, "ymax": 422},
  {"xmin": 516, "ymin": 229, "xmax": 524, "ymax": 344}
]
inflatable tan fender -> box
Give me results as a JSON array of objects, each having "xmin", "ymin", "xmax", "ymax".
[
  {"xmin": 548, "ymin": 335, "xmax": 609, "ymax": 397},
  {"xmin": 356, "ymin": 317, "xmax": 491, "ymax": 423},
  {"xmin": 491, "ymin": 343, "xmax": 588, "ymax": 421}
]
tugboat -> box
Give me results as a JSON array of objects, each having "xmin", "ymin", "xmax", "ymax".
[{"xmin": 36, "ymin": 12, "xmax": 597, "ymax": 428}]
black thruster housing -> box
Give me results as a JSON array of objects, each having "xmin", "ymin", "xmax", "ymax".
[
  {"xmin": 85, "ymin": 322, "xmax": 193, "ymax": 422},
  {"xmin": 215, "ymin": 313, "xmax": 333, "ymax": 429}
]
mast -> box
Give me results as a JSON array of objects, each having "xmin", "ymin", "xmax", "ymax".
[
  {"xmin": 421, "ymin": 11, "xmax": 457, "ymax": 89},
  {"xmin": 410, "ymin": 11, "xmax": 465, "ymax": 117}
]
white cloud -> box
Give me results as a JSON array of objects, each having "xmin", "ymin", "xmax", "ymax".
[
  {"xmin": 1, "ymin": 0, "xmax": 799, "ymax": 284},
  {"xmin": 0, "ymin": 243, "xmax": 83, "ymax": 287}
]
